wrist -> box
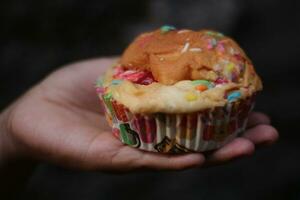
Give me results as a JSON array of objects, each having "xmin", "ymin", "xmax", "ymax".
[
  {"xmin": 0, "ymin": 109, "xmax": 37, "ymax": 196},
  {"xmin": 0, "ymin": 108, "xmax": 18, "ymax": 164}
]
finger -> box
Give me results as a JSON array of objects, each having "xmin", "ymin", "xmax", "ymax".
[
  {"xmin": 242, "ymin": 124, "xmax": 279, "ymax": 145},
  {"xmin": 138, "ymin": 152, "xmax": 205, "ymax": 171},
  {"xmin": 205, "ymin": 137, "xmax": 255, "ymax": 165},
  {"xmin": 247, "ymin": 112, "xmax": 271, "ymax": 128},
  {"xmin": 106, "ymin": 144, "xmax": 205, "ymax": 171}
]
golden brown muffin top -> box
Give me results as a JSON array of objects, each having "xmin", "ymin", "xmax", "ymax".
[
  {"xmin": 98, "ymin": 26, "xmax": 262, "ymax": 113},
  {"xmin": 120, "ymin": 26, "xmax": 254, "ymax": 85}
]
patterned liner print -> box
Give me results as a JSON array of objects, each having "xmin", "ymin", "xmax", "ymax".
[{"xmin": 100, "ymin": 92, "xmax": 255, "ymax": 153}]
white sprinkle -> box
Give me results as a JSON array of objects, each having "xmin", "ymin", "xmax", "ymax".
[
  {"xmin": 189, "ymin": 48, "xmax": 202, "ymax": 52},
  {"xmin": 181, "ymin": 42, "xmax": 190, "ymax": 53},
  {"xmin": 229, "ymin": 47, "xmax": 235, "ymax": 55},
  {"xmin": 213, "ymin": 64, "xmax": 221, "ymax": 71},
  {"xmin": 177, "ymin": 29, "xmax": 190, "ymax": 34},
  {"xmin": 159, "ymin": 57, "xmax": 165, "ymax": 61},
  {"xmin": 215, "ymin": 84, "xmax": 223, "ymax": 88}
]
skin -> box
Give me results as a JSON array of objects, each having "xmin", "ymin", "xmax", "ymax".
[{"xmin": 0, "ymin": 57, "xmax": 278, "ymax": 171}]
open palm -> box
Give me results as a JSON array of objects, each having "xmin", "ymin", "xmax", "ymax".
[{"xmin": 5, "ymin": 58, "xmax": 278, "ymax": 171}]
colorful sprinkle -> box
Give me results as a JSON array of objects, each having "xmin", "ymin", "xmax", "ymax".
[
  {"xmin": 103, "ymin": 92, "xmax": 112, "ymax": 101},
  {"xmin": 192, "ymin": 80, "xmax": 210, "ymax": 85},
  {"xmin": 212, "ymin": 38, "xmax": 217, "ymax": 45},
  {"xmin": 206, "ymin": 31, "xmax": 224, "ymax": 37},
  {"xmin": 96, "ymin": 78, "xmax": 103, "ymax": 87},
  {"xmin": 233, "ymin": 54, "xmax": 246, "ymax": 62},
  {"xmin": 226, "ymin": 63, "xmax": 235, "ymax": 72},
  {"xmin": 215, "ymin": 77, "xmax": 228, "ymax": 84},
  {"xmin": 113, "ymin": 66, "xmax": 125, "ymax": 78},
  {"xmin": 227, "ymin": 91, "xmax": 241, "ymax": 102},
  {"xmin": 216, "ymin": 43, "xmax": 225, "ymax": 53},
  {"xmin": 213, "ymin": 64, "xmax": 222, "ymax": 71},
  {"xmin": 96, "ymin": 87, "xmax": 105, "ymax": 94},
  {"xmin": 207, "ymin": 38, "xmax": 217, "ymax": 49},
  {"xmin": 195, "ymin": 85, "xmax": 208, "ymax": 92},
  {"xmin": 177, "ymin": 29, "xmax": 190, "ymax": 34},
  {"xmin": 160, "ymin": 25, "xmax": 176, "ymax": 33},
  {"xmin": 191, "ymin": 80, "xmax": 214, "ymax": 88},
  {"xmin": 181, "ymin": 42, "xmax": 190, "ymax": 53},
  {"xmin": 111, "ymin": 79, "xmax": 123, "ymax": 85},
  {"xmin": 224, "ymin": 62, "xmax": 238, "ymax": 81},
  {"xmin": 114, "ymin": 68, "xmax": 156, "ymax": 85},
  {"xmin": 185, "ymin": 92, "xmax": 198, "ymax": 101},
  {"xmin": 229, "ymin": 47, "xmax": 236, "ymax": 55},
  {"xmin": 189, "ymin": 48, "xmax": 202, "ymax": 52}
]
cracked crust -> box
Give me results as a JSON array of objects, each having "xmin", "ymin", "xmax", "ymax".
[{"xmin": 120, "ymin": 29, "xmax": 260, "ymax": 87}]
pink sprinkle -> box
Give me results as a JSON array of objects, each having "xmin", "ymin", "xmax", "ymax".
[
  {"xmin": 215, "ymin": 77, "xmax": 229, "ymax": 84},
  {"xmin": 216, "ymin": 43, "xmax": 225, "ymax": 52},
  {"xmin": 96, "ymin": 87, "xmax": 105, "ymax": 94},
  {"xmin": 113, "ymin": 67, "xmax": 156, "ymax": 85},
  {"xmin": 207, "ymin": 44, "xmax": 213, "ymax": 49},
  {"xmin": 113, "ymin": 66, "xmax": 125, "ymax": 78}
]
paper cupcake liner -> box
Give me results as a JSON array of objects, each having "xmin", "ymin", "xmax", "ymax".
[{"xmin": 99, "ymin": 91, "xmax": 255, "ymax": 153}]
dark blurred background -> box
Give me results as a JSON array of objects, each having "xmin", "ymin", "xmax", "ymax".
[{"xmin": 1, "ymin": 0, "xmax": 300, "ymax": 199}]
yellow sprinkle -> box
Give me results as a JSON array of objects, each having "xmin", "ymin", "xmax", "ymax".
[
  {"xmin": 185, "ymin": 92, "xmax": 198, "ymax": 101},
  {"xmin": 226, "ymin": 63, "xmax": 235, "ymax": 71}
]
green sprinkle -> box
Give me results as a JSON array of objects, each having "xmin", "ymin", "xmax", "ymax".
[
  {"xmin": 103, "ymin": 92, "xmax": 112, "ymax": 100},
  {"xmin": 96, "ymin": 78, "xmax": 103, "ymax": 87},
  {"xmin": 160, "ymin": 25, "xmax": 176, "ymax": 33},
  {"xmin": 225, "ymin": 63, "xmax": 235, "ymax": 73},
  {"xmin": 218, "ymin": 33, "xmax": 224, "ymax": 37},
  {"xmin": 206, "ymin": 31, "xmax": 224, "ymax": 37},
  {"xmin": 111, "ymin": 79, "xmax": 123, "ymax": 85},
  {"xmin": 191, "ymin": 80, "xmax": 214, "ymax": 88}
]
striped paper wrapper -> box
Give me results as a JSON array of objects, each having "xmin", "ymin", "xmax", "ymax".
[{"xmin": 99, "ymin": 91, "xmax": 255, "ymax": 153}]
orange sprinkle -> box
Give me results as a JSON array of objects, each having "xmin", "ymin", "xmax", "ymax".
[{"xmin": 195, "ymin": 85, "xmax": 208, "ymax": 91}]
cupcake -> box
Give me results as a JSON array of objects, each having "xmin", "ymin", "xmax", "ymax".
[{"xmin": 96, "ymin": 26, "xmax": 262, "ymax": 153}]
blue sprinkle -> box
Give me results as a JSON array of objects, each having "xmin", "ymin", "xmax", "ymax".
[
  {"xmin": 227, "ymin": 91, "xmax": 241, "ymax": 102},
  {"xmin": 160, "ymin": 25, "xmax": 176, "ymax": 33},
  {"xmin": 111, "ymin": 79, "xmax": 123, "ymax": 85},
  {"xmin": 96, "ymin": 78, "xmax": 103, "ymax": 87}
]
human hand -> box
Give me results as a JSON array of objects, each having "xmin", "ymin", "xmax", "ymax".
[{"xmin": 0, "ymin": 58, "xmax": 278, "ymax": 171}]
